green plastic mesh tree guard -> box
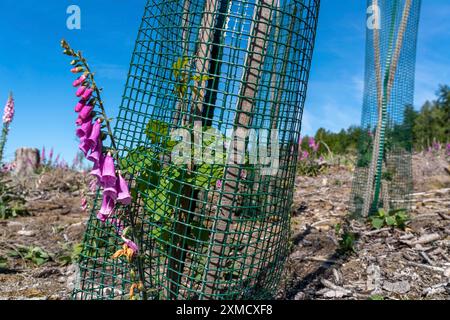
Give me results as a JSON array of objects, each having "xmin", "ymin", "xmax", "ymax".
[
  {"xmin": 73, "ymin": 0, "xmax": 320, "ymax": 300},
  {"xmin": 350, "ymin": 0, "xmax": 421, "ymax": 217}
]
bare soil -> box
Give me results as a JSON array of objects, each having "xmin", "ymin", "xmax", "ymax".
[
  {"xmin": 0, "ymin": 152, "xmax": 448, "ymax": 300},
  {"xmin": 279, "ymin": 151, "xmax": 450, "ymax": 300}
]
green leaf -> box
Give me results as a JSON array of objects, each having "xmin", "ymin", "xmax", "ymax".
[
  {"xmin": 172, "ymin": 56, "xmax": 189, "ymax": 78},
  {"xmin": 339, "ymin": 232, "xmax": 357, "ymax": 254},
  {"xmin": 385, "ymin": 215, "xmax": 396, "ymax": 226},
  {"xmin": 71, "ymin": 243, "xmax": 83, "ymax": 262},
  {"xmin": 0, "ymin": 256, "xmax": 7, "ymax": 269},
  {"xmin": 377, "ymin": 208, "xmax": 386, "ymax": 218},
  {"xmin": 144, "ymin": 189, "xmax": 169, "ymax": 219},
  {"xmin": 145, "ymin": 120, "xmax": 170, "ymax": 145},
  {"xmin": 371, "ymin": 217, "xmax": 385, "ymax": 229},
  {"xmin": 334, "ymin": 223, "xmax": 342, "ymax": 235},
  {"xmin": 192, "ymin": 75, "xmax": 212, "ymax": 82},
  {"xmin": 34, "ymin": 257, "xmax": 46, "ymax": 266},
  {"xmin": 395, "ymin": 212, "xmax": 409, "ymax": 230},
  {"xmin": 121, "ymin": 146, "xmax": 158, "ymax": 174}
]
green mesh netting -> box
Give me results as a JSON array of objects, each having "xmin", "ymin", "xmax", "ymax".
[
  {"xmin": 73, "ymin": 0, "xmax": 320, "ymax": 300},
  {"xmin": 350, "ymin": 0, "xmax": 421, "ymax": 217}
]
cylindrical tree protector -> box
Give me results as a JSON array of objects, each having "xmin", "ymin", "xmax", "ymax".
[
  {"xmin": 73, "ymin": 0, "xmax": 320, "ymax": 300},
  {"xmin": 351, "ymin": 0, "xmax": 421, "ymax": 218}
]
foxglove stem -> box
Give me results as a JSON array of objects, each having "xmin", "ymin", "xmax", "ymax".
[
  {"xmin": 62, "ymin": 40, "xmax": 147, "ymax": 299},
  {"xmin": 0, "ymin": 124, "xmax": 10, "ymax": 164}
]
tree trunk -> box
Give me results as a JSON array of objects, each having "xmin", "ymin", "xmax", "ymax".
[
  {"xmin": 166, "ymin": 0, "xmax": 220, "ymax": 299},
  {"xmin": 14, "ymin": 148, "xmax": 40, "ymax": 176},
  {"xmin": 202, "ymin": 0, "xmax": 276, "ymax": 298}
]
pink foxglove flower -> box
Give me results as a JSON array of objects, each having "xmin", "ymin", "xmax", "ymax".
[
  {"xmin": 78, "ymin": 105, "xmax": 93, "ymax": 121},
  {"xmin": 86, "ymin": 119, "xmax": 101, "ymax": 149},
  {"xmin": 101, "ymin": 153, "xmax": 117, "ymax": 187},
  {"xmin": 97, "ymin": 194, "xmax": 115, "ymax": 221},
  {"xmin": 76, "ymin": 119, "xmax": 93, "ymax": 139},
  {"xmin": 75, "ymin": 100, "xmax": 86, "ymax": 113},
  {"xmin": 90, "ymin": 155, "xmax": 104, "ymax": 182},
  {"xmin": 54, "ymin": 154, "xmax": 60, "ymax": 165},
  {"xmin": 3, "ymin": 93, "xmax": 15, "ymax": 124},
  {"xmin": 301, "ymin": 150, "xmax": 309, "ymax": 160},
  {"xmin": 117, "ymin": 173, "xmax": 131, "ymax": 205},
  {"xmin": 49, "ymin": 148, "xmax": 54, "ymax": 162},
  {"xmin": 73, "ymin": 74, "xmax": 87, "ymax": 87},
  {"xmin": 76, "ymin": 86, "xmax": 87, "ymax": 97},
  {"xmin": 81, "ymin": 88, "xmax": 93, "ymax": 101},
  {"xmin": 87, "ymin": 138, "xmax": 102, "ymax": 164},
  {"xmin": 81, "ymin": 198, "xmax": 88, "ymax": 211},
  {"xmin": 104, "ymin": 184, "xmax": 118, "ymax": 200},
  {"xmin": 76, "ymin": 114, "xmax": 92, "ymax": 126},
  {"xmin": 79, "ymin": 137, "xmax": 94, "ymax": 156},
  {"xmin": 41, "ymin": 146, "xmax": 46, "ymax": 163},
  {"xmin": 308, "ymin": 137, "xmax": 319, "ymax": 153},
  {"xmin": 216, "ymin": 179, "xmax": 223, "ymax": 189}
]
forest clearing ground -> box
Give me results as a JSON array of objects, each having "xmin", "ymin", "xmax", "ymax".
[
  {"xmin": 0, "ymin": 152, "xmax": 449, "ymax": 300},
  {"xmin": 280, "ymin": 151, "xmax": 450, "ymax": 300}
]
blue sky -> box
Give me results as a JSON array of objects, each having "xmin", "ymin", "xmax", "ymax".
[{"xmin": 0, "ymin": 0, "xmax": 449, "ymax": 163}]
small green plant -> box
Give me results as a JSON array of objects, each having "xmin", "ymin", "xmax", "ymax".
[
  {"xmin": 369, "ymin": 294, "xmax": 385, "ymax": 300},
  {"xmin": 56, "ymin": 242, "xmax": 83, "ymax": 266},
  {"xmin": 297, "ymin": 137, "xmax": 327, "ymax": 177},
  {"xmin": 0, "ymin": 255, "xmax": 7, "ymax": 268},
  {"xmin": 0, "ymin": 179, "xmax": 29, "ymax": 219},
  {"xmin": 9, "ymin": 246, "xmax": 52, "ymax": 266},
  {"xmin": 370, "ymin": 208, "xmax": 409, "ymax": 230},
  {"xmin": 297, "ymin": 160, "xmax": 325, "ymax": 177},
  {"xmin": 172, "ymin": 57, "xmax": 211, "ymax": 100},
  {"xmin": 335, "ymin": 223, "xmax": 358, "ymax": 255}
]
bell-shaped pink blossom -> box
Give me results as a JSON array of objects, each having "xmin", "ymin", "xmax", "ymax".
[
  {"xmin": 101, "ymin": 154, "xmax": 116, "ymax": 187},
  {"xmin": 79, "ymin": 137, "xmax": 94, "ymax": 156},
  {"xmin": 73, "ymin": 74, "xmax": 87, "ymax": 87},
  {"xmin": 78, "ymin": 105, "xmax": 93, "ymax": 121},
  {"xmin": 76, "ymin": 86, "xmax": 87, "ymax": 97},
  {"xmin": 103, "ymin": 184, "xmax": 118, "ymax": 200},
  {"xmin": 86, "ymin": 119, "xmax": 101, "ymax": 149},
  {"xmin": 76, "ymin": 114, "xmax": 91, "ymax": 126},
  {"xmin": 116, "ymin": 173, "xmax": 131, "ymax": 205},
  {"xmin": 75, "ymin": 100, "xmax": 86, "ymax": 113},
  {"xmin": 87, "ymin": 137, "xmax": 102, "ymax": 164},
  {"xmin": 90, "ymin": 155, "xmax": 104, "ymax": 182},
  {"xmin": 97, "ymin": 195, "xmax": 115, "ymax": 222},
  {"xmin": 76, "ymin": 118, "xmax": 93, "ymax": 139},
  {"xmin": 81, "ymin": 88, "xmax": 93, "ymax": 101}
]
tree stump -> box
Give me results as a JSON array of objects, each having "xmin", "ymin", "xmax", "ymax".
[{"xmin": 14, "ymin": 148, "xmax": 40, "ymax": 176}]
